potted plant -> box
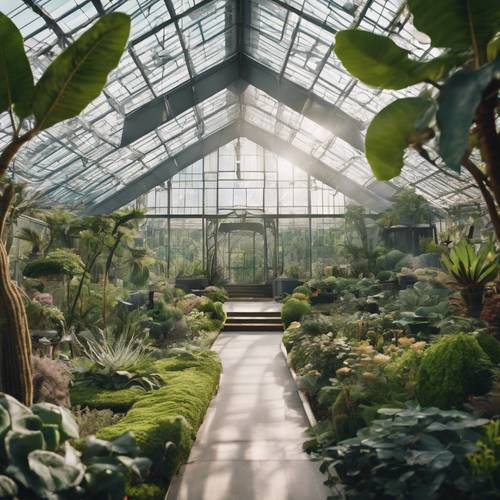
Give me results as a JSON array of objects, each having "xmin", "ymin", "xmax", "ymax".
[
  {"xmin": 273, "ymin": 264, "xmax": 301, "ymax": 299},
  {"xmin": 376, "ymin": 270, "xmax": 397, "ymax": 292},
  {"xmin": 441, "ymin": 239, "xmax": 499, "ymax": 318},
  {"xmin": 25, "ymin": 300, "xmax": 65, "ymax": 352}
]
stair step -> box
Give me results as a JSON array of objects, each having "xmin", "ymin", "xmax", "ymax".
[
  {"xmin": 227, "ymin": 311, "xmax": 280, "ymax": 317},
  {"xmin": 224, "ymin": 322, "xmax": 283, "ymax": 332},
  {"xmin": 228, "ymin": 316, "xmax": 282, "ymax": 324}
]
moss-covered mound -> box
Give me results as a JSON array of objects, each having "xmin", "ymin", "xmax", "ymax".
[
  {"xmin": 416, "ymin": 333, "xmax": 492, "ymax": 409},
  {"xmin": 70, "ymin": 385, "xmax": 145, "ymax": 412},
  {"xmin": 92, "ymin": 350, "xmax": 221, "ymax": 484}
]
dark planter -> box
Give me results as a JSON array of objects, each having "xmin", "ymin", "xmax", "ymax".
[
  {"xmin": 461, "ymin": 288, "xmax": 485, "ymax": 318},
  {"xmin": 175, "ymin": 276, "xmax": 209, "ymax": 292},
  {"xmin": 30, "ymin": 329, "xmax": 58, "ymax": 340},
  {"xmin": 407, "ymin": 321, "xmax": 439, "ymax": 336},
  {"xmin": 381, "ymin": 280, "xmax": 398, "ymax": 292},
  {"xmin": 273, "ymin": 278, "xmax": 300, "ymax": 298},
  {"xmin": 398, "ymin": 274, "xmax": 417, "ymax": 290},
  {"xmin": 310, "ymin": 292, "xmax": 336, "ymax": 305}
]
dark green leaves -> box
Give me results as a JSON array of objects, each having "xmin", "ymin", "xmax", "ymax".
[
  {"xmin": 437, "ymin": 58, "xmax": 500, "ymax": 171},
  {"xmin": 334, "ymin": 30, "xmax": 459, "ymax": 89},
  {"xmin": 365, "ymin": 97, "xmax": 433, "ymax": 180},
  {"xmin": 408, "ymin": 0, "xmax": 500, "ymax": 50},
  {"xmin": 33, "ymin": 13, "xmax": 130, "ymax": 131},
  {"xmin": 0, "ymin": 13, "xmax": 33, "ymax": 119}
]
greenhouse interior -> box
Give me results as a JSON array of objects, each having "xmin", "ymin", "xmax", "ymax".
[{"xmin": 0, "ymin": 1, "xmax": 499, "ymax": 499}]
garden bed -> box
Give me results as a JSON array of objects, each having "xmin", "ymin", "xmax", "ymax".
[{"xmin": 71, "ymin": 350, "xmax": 222, "ymax": 499}]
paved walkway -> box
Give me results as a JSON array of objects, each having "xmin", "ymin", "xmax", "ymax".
[
  {"xmin": 166, "ymin": 330, "xmax": 329, "ymax": 500},
  {"xmin": 224, "ymin": 300, "xmax": 282, "ymax": 313}
]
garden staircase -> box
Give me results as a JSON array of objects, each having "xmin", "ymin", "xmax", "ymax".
[
  {"xmin": 225, "ymin": 284, "xmax": 273, "ymax": 300},
  {"xmin": 223, "ymin": 310, "xmax": 283, "ymax": 332}
]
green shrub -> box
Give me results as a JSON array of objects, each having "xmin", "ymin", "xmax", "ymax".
[
  {"xmin": 376, "ymin": 270, "xmax": 394, "ymax": 282},
  {"xmin": 97, "ymin": 350, "xmax": 222, "ymax": 483},
  {"xmin": 281, "ymin": 298, "xmax": 312, "ymax": 327},
  {"xmin": 70, "ymin": 384, "xmax": 145, "ymax": 412},
  {"xmin": 476, "ymin": 332, "xmax": 500, "ymax": 364},
  {"xmin": 126, "ymin": 482, "xmax": 164, "ymax": 500},
  {"xmin": 378, "ymin": 249, "xmax": 405, "ymax": 270},
  {"xmin": 384, "ymin": 348, "xmax": 423, "ymax": 399},
  {"xmin": 293, "ymin": 285, "xmax": 311, "ymax": 297},
  {"xmin": 416, "ymin": 334, "xmax": 493, "ymax": 409},
  {"xmin": 196, "ymin": 299, "xmax": 226, "ymax": 323},
  {"xmin": 300, "ymin": 314, "xmax": 334, "ymax": 336},
  {"xmin": 395, "ymin": 255, "xmax": 414, "ymax": 272},
  {"xmin": 151, "ymin": 300, "xmax": 183, "ymax": 323},
  {"xmin": 23, "ymin": 249, "xmax": 84, "ymax": 278},
  {"xmin": 202, "ymin": 286, "xmax": 228, "ymax": 303}
]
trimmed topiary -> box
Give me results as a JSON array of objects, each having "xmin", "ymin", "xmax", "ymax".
[
  {"xmin": 416, "ymin": 334, "xmax": 493, "ymax": 409},
  {"xmin": 476, "ymin": 332, "xmax": 500, "ymax": 364},
  {"xmin": 281, "ymin": 298, "xmax": 312, "ymax": 327},
  {"xmin": 293, "ymin": 285, "xmax": 311, "ymax": 297},
  {"xmin": 376, "ymin": 270, "xmax": 394, "ymax": 282}
]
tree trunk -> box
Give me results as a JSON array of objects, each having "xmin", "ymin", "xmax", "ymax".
[{"xmin": 0, "ymin": 184, "xmax": 33, "ymax": 405}]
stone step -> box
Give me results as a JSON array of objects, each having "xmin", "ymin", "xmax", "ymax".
[
  {"xmin": 223, "ymin": 322, "xmax": 283, "ymax": 332},
  {"xmin": 227, "ymin": 316, "xmax": 282, "ymax": 324}
]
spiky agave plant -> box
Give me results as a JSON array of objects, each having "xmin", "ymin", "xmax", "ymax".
[{"xmin": 441, "ymin": 239, "xmax": 499, "ymax": 317}]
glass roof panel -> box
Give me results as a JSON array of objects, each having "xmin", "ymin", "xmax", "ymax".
[{"xmin": 0, "ymin": 0, "xmax": 482, "ymax": 209}]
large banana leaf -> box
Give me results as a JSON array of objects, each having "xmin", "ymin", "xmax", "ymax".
[
  {"xmin": 365, "ymin": 97, "xmax": 432, "ymax": 180},
  {"xmin": 437, "ymin": 59, "xmax": 500, "ymax": 172},
  {"xmin": 33, "ymin": 13, "xmax": 130, "ymax": 131},
  {"xmin": 334, "ymin": 30, "xmax": 461, "ymax": 90},
  {"xmin": 0, "ymin": 13, "xmax": 33, "ymax": 119},
  {"xmin": 408, "ymin": 0, "xmax": 500, "ymax": 50}
]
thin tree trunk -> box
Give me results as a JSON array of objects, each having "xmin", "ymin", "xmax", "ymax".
[
  {"xmin": 0, "ymin": 183, "xmax": 33, "ymax": 405},
  {"xmin": 102, "ymin": 235, "xmax": 122, "ymax": 329}
]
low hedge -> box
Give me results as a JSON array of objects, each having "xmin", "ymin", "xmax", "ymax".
[
  {"xmin": 91, "ymin": 350, "xmax": 222, "ymax": 485},
  {"xmin": 70, "ymin": 385, "xmax": 145, "ymax": 412}
]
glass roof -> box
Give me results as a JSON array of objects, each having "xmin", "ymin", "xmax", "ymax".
[{"xmin": 1, "ymin": 0, "xmax": 481, "ymax": 210}]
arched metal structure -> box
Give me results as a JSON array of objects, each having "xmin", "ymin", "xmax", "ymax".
[{"xmin": 2, "ymin": 0, "xmax": 481, "ymax": 211}]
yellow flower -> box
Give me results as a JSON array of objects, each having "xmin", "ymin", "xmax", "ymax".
[
  {"xmin": 355, "ymin": 342, "xmax": 375, "ymax": 355},
  {"xmin": 362, "ymin": 371, "xmax": 377, "ymax": 381},
  {"xmin": 336, "ymin": 367, "xmax": 352, "ymax": 376},
  {"xmin": 288, "ymin": 321, "xmax": 301, "ymax": 330},
  {"xmin": 411, "ymin": 341, "xmax": 426, "ymax": 351},
  {"xmin": 399, "ymin": 337, "xmax": 416, "ymax": 347},
  {"xmin": 373, "ymin": 354, "xmax": 391, "ymax": 365}
]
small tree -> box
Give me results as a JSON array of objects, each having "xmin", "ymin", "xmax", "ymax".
[
  {"xmin": 0, "ymin": 12, "xmax": 130, "ymax": 404},
  {"xmin": 334, "ymin": 1, "xmax": 500, "ymax": 241}
]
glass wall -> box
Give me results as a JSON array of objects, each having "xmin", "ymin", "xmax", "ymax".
[{"xmin": 140, "ymin": 138, "xmax": 349, "ymax": 282}]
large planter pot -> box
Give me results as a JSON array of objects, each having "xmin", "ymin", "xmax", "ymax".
[
  {"xmin": 398, "ymin": 273, "xmax": 417, "ymax": 290},
  {"xmin": 310, "ymin": 292, "xmax": 336, "ymax": 305},
  {"xmin": 381, "ymin": 280, "xmax": 398, "ymax": 292},
  {"xmin": 461, "ymin": 288, "xmax": 485, "ymax": 318},
  {"xmin": 273, "ymin": 278, "xmax": 300, "ymax": 299},
  {"xmin": 30, "ymin": 329, "xmax": 59, "ymax": 340},
  {"xmin": 175, "ymin": 276, "xmax": 209, "ymax": 292}
]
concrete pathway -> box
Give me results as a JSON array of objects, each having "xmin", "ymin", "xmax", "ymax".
[
  {"xmin": 224, "ymin": 300, "xmax": 282, "ymax": 313},
  {"xmin": 166, "ymin": 331, "xmax": 329, "ymax": 500}
]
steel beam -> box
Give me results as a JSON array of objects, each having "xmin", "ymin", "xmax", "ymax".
[
  {"xmin": 240, "ymin": 122, "xmax": 390, "ymax": 212},
  {"xmin": 120, "ymin": 55, "xmax": 364, "ymax": 150},
  {"xmin": 120, "ymin": 56, "xmax": 240, "ymax": 146},
  {"xmin": 90, "ymin": 120, "xmax": 388, "ymax": 215},
  {"xmin": 87, "ymin": 122, "xmax": 240, "ymax": 214}
]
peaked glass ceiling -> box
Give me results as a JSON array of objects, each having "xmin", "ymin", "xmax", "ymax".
[{"xmin": 1, "ymin": 0, "xmax": 481, "ymax": 210}]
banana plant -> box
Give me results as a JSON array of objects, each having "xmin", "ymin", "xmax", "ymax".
[
  {"xmin": 334, "ymin": 1, "xmax": 500, "ymax": 241},
  {"xmin": 441, "ymin": 238, "xmax": 499, "ymax": 317},
  {"xmin": 0, "ymin": 11, "xmax": 130, "ymax": 405}
]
